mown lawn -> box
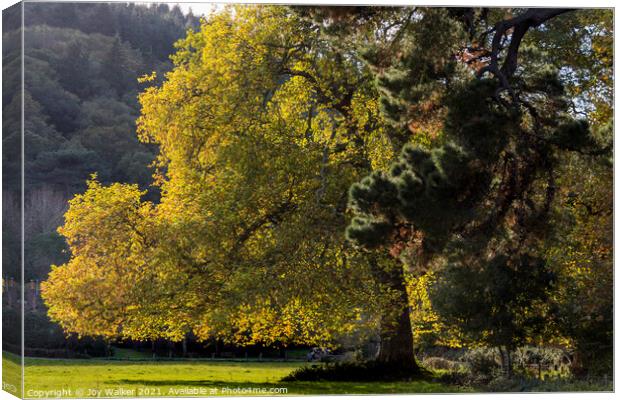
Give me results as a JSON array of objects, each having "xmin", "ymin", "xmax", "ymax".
[
  {"xmin": 2, "ymin": 351, "xmax": 22, "ymax": 397},
  {"xmin": 2, "ymin": 353, "xmax": 461, "ymax": 397}
]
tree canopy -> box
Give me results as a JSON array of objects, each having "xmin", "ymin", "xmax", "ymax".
[{"xmin": 44, "ymin": 6, "xmax": 395, "ymax": 351}]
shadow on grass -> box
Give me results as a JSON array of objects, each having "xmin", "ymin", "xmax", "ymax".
[
  {"xmin": 106, "ymin": 378, "xmax": 456, "ymax": 394},
  {"xmin": 106, "ymin": 379, "xmax": 247, "ymax": 386}
]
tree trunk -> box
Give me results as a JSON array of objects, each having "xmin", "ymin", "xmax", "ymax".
[
  {"xmin": 498, "ymin": 346, "xmax": 513, "ymax": 377},
  {"xmin": 374, "ymin": 258, "xmax": 419, "ymax": 372},
  {"xmin": 506, "ymin": 347, "xmax": 513, "ymax": 377},
  {"xmin": 498, "ymin": 346, "xmax": 509, "ymax": 377},
  {"xmin": 569, "ymin": 350, "xmax": 585, "ymax": 378},
  {"xmin": 215, "ymin": 339, "xmax": 222, "ymax": 357},
  {"xmin": 377, "ymin": 302, "xmax": 417, "ymax": 370}
]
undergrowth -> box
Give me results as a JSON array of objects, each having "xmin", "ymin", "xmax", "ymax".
[{"xmin": 281, "ymin": 361, "xmax": 430, "ymax": 382}]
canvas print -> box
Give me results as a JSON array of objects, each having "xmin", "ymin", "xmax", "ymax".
[{"xmin": 1, "ymin": 1, "xmax": 614, "ymax": 397}]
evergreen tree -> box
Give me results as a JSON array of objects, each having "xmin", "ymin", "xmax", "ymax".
[
  {"xmin": 429, "ymin": 253, "xmax": 555, "ymax": 376},
  {"xmin": 101, "ymin": 36, "xmax": 133, "ymax": 96},
  {"xmin": 57, "ymin": 42, "xmax": 91, "ymax": 98},
  {"xmin": 342, "ymin": 7, "xmax": 611, "ymax": 371}
]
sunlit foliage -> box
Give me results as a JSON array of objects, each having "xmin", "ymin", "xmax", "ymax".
[{"xmin": 43, "ymin": 6, "xmax": 395, "ymax": 348}]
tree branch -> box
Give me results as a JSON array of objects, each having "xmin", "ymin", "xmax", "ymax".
[
  {"xmin": 478, "ymin": 8, "xmax": 575, "ymax": 101},
  {"xmin": 230, "ymin": 195, "xmax": 297, "ymax": 256}
]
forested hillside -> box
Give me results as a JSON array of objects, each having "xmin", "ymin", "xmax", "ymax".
[
  {"xmin": 5, "ymin": 3, "xmax": 199, "ymax": 191},
  {"xmin": 2, "ymin": 2, "xmax": 198, "ymax": 353}
]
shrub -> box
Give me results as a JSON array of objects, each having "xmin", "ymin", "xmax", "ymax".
[
  {"xmin": 461, "ymin": 348, "xmax": 501, "ymax": 378},
  {"xmin": 512, "ymin": 346, "xmax": 569, "ymax": 377},
  {"xmin": 422, "ymin": 357, "xmax": 464, "ymax": 372},
  {"xmin": 281, "ymin": 361, "xmax": 428, "ymax": 382}
]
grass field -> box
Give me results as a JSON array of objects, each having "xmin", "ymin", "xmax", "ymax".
[
  {"xmin": 2, "ymin": 352, "xmax": 22, "ymax": 397},
  {"xmin": 3, "ymin": 352, "xmax": 459, "ymax": 398}
]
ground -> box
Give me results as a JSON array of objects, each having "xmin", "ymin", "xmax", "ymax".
[{"xmin": 3, "ymin": 352, "xmax": 459, "ymax": 398}]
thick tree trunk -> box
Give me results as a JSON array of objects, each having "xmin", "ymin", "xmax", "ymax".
[
  {"xmin": 374, "ymin": 259, "xmax": 420, "ymax": 372},
  {"xmin": 377, "ymin": 302, "xmax": 417, "ymax": 369}
]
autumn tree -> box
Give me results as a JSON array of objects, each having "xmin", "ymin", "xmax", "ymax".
[
  {"xmin": 43, "ymin": 5, "xmax": 402, "ymax": 363},
  {"xmin": 531, "ymin": 10, "xmax": 613, "ymax": 376}
]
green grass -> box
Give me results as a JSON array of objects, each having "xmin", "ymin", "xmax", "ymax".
[
  {"xmin": 2, "ymin": 351, "xmax": 22, "ymax": 397},
  {"xmin": 2, "ymin": 353, "xmax": 460, "ymax": 397}
]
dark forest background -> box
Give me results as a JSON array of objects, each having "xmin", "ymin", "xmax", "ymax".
[{"xmin": 3, "ymin": 2, "xmax": 200, "ymax": 356}]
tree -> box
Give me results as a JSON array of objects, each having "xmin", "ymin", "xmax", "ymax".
[
  {"xmin": 343, "ymin": 7, "xmax": 610, "ymax": 372},
  {"xmin": 56, "ymin": 41, "xmax": 92, "ymax": 98},
  {"xmin": 43, "ymin": 5, "xmax": 399, "ymax": 363},
  {"xmin": 5, "ymin": 1, "xmax": 206, "ymax": 357},
  {"xmin": 429, "ymin": 253, "xmax": 555, "ymax": 376},
  {"xmin": 546, "ymin": 157, "xmax": 613, "ymax": 377},
  {"xmin": 526, "ymin": 9, "xmax": 613, "ymax": 124},
  {"xmin": 25, "ymin": 52, "xmax": 81, "ymax": 134},
  {"xmin": 100, "ymin": 36, "xmax": 138, "ymax": 96},
  {"xmin": 534, "ymin": 11, "xmax": 613, "ymax": 376},
  {"xmin": 41, "ymin": 178, "xmax": 158, "ymax": 338}
]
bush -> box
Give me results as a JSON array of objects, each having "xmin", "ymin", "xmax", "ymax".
[
  {"xmin": 512, "ymin": 346, "xmax": 569, "ymax": 377},
  {"xmin": 435, "ymin": 347, "xmax": 501, "ymax": 387},
  {"xmin": 24, "ymin": 348, "xmax": 91, "ymax": 359},
  {"xmin": 461, "ymin": 348, "xmax": 500, "ymax": 378},
  {"xmin": 434, "ymin": 369, "xmax": 474, "ymax": 388},
  {"xmin": 2, "ymin": 308, "xmax": 21, "ymax": 348},
  {"xmin": 422, "ymin": 357, "xmax": 465, "ymax": 372},
  {"xmin": 281, "ymin": 361, "xmax": 428, "ymax": 382},
  {"xmin": 25, "ymin": 312, "xmax": 68, "ymax": 349},
  {"xmin": 418, "ymin": 346, "xmax": 466, "ymax": 361}
]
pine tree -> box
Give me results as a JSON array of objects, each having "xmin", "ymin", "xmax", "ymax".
[
  {"xmin": 101, "ymin": 36, "xmax": 133, "ymax": 96},
  {"xmin": 57, "ymin": 42, "xmax": 91, "ymax": 98},
  {"xmin": 343, "ymin": 7, "xmax": 610, "ymax": 371}
]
